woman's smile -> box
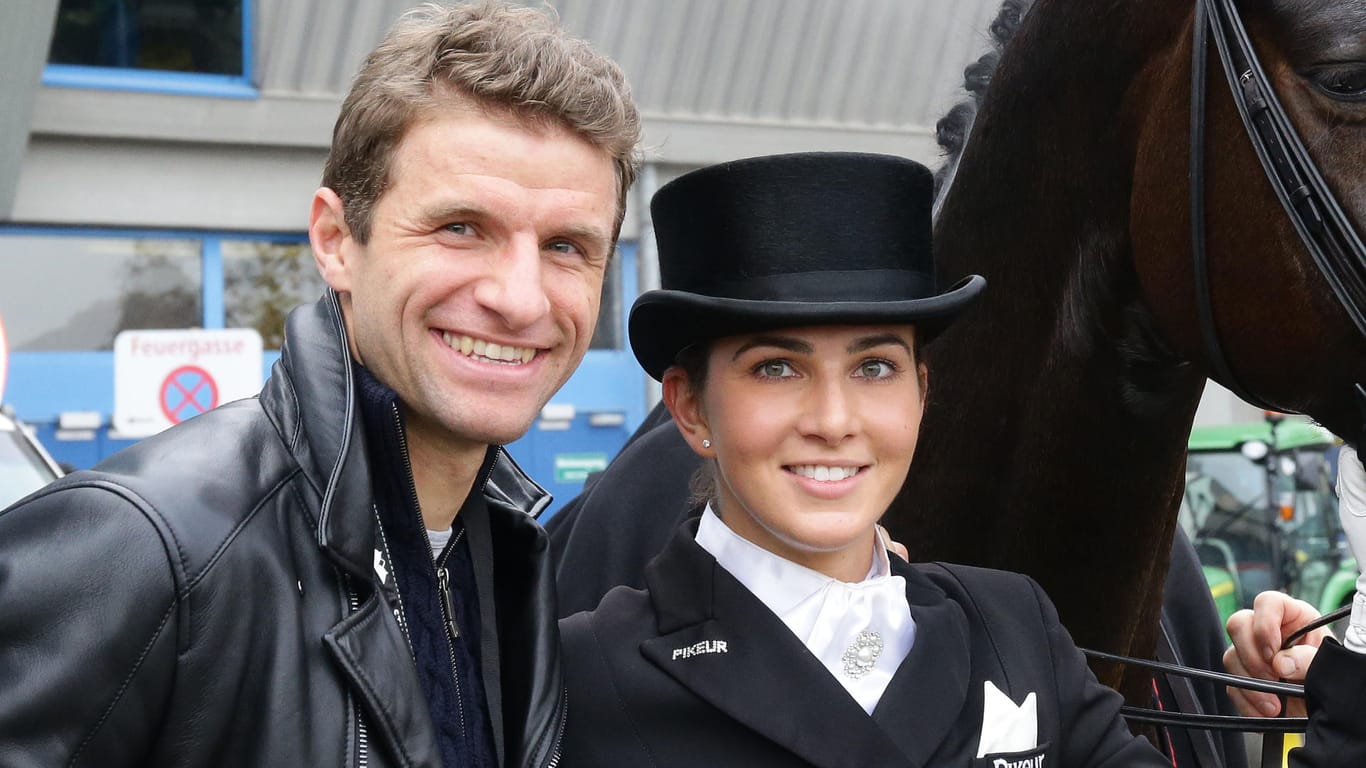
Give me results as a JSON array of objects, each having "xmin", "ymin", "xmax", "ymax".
[{"xmin": 784, "ymin": 464, "xmax": 866, "ymax": 482}]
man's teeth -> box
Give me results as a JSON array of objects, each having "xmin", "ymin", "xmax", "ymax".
[
  {"xmin": 442, "ymin": 332, "xmax": 536, "ymax": 364},
  {"xmin": 790, "ymin": 465, "xmax": 860, "ymax": 482}
]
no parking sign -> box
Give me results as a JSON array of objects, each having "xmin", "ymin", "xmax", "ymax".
[{"xmin": 114, "ymin": 329, "xmax": 263, "ymax": 437}]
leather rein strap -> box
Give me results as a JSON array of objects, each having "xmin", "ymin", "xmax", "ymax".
[
  {"xmin": 1190, "ymin": 0, "xmax": 1366, "ymax": 413},
  {"xmin": 1083, "ymin": 647, "xmax": 1307, "ymax": 732}
]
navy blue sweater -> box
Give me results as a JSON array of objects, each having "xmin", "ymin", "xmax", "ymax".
[{"xmin": 356, "ymin": 367, "xmax": 497, "ymax": 768}]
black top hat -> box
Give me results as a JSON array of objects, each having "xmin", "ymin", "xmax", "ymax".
[{"xmin": 628, "ymin": 152, "xmax": 985, "ymax": 380}]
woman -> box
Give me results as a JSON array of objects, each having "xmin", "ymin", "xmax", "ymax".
[{"xmin": 556, "ymin": 153, "xmax": 1364, "ymax": 767}]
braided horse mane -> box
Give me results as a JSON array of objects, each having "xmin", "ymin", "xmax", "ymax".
[
  {"xmin": 932, "ymin": 0, "xmax": 1034, "ymax": 215},
  {"xmin": 904, "ymin": 0, "xmax": 1199, "ymax": 707},
  {"xmin": 928, "ymin": 0, "xmax": 1187, "ymax": 415}
]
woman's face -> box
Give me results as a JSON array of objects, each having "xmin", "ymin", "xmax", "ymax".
[{"xmin": 664, "ymin": 324, "xmax": 926, "ymax": 580}]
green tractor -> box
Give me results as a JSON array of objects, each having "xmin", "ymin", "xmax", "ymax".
[{"xmin": 1179, "ymin": 416, "xmax": 1355, "ymax": 633}]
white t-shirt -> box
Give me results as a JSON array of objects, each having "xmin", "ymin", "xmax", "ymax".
[{"xmin": 427, "ymin": 527, "xmax": 452, "ymax": 561}]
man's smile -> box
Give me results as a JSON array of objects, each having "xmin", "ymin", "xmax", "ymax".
[{"xmin": 439, "ymin": 330, "xmax": 541, "ymax": 365}]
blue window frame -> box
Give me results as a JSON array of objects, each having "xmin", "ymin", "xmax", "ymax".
[{"xmin": 44, "ymin": 0, "xmax": 256, "ymax": 99}]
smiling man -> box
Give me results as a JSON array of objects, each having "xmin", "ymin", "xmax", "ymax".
[{"xmin": 0, "ymin": 3, "xmax": 640, "ymax": 766}]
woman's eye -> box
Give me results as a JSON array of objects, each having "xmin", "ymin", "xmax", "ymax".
[
  {"xmin": 856, "ymin": 360, "xmax": 895, "ymax": 379},
  {"xmin": 757, "ymin": 360, "xmax": 794, "ymax": 378},
  {"xmin": 1310, "ymin": 65, "xmax": 1366, "ymax": 101}
]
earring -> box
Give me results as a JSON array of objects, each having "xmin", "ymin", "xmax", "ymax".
[{"xmin": 701, "ymin": 439, "xmax": 712, "ymax": 449}]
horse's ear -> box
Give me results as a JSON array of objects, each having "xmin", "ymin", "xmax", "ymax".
[{"xmin": 662, "ymin": 366, "xmax": 714, "ymax": 458}]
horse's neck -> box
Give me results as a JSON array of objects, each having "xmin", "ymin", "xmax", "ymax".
[{"xmin": 897, "ymin": 0, "xmax": 1207, "ymax": 683}]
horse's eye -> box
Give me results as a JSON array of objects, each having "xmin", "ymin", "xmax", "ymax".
[{"xmin": 1309, "ymin": 64, "xmax": 1366, "ymax": 102}]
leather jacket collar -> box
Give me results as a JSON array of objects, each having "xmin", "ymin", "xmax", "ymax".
[{"xmin": 259, "ymin": 291, "xmax": 552, "ymax": 579}]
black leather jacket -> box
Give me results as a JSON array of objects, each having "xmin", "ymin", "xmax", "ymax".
[{"xmin": 0, "ymin": 293, "xmax": 566, "ymax": 767}]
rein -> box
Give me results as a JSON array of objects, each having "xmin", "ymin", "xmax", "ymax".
[
  {"xmin": 1085, "ymin": 603, "xmax": 1351, "ymax": 767},
  {"xmin": 1190, "ymin": 0, "xmax": 1366, "ymax": 423}
]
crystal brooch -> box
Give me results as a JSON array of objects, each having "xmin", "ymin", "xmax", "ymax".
[{"xmin": 841, "ymin": 630, "xmax": 883, "ymax": 679}]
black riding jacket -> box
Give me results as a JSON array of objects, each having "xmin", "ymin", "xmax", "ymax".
[{"xmin": 0, "ymin": 293, "xmax": 566, "ymax": 767}]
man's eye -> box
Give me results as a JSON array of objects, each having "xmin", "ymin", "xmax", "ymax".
[
  {"xmin": 856, "ymin": 360, "xmax": 895, "ymax": 379},
  {"xmin": 445, "ymin": 223, "xmax": 473, "ymax": 236},
  {"xmin": 548, "ymin": 240, "xmax": 582, "ymax": 256}
]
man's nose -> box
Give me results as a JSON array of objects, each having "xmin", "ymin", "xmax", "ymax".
[{"xmin": 474, "ymin": 235, "xmax": 551, "ymax": 330}]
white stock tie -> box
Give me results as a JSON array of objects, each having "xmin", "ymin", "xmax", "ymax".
[{"xmin": 695, "ymin": 507, "xmax": 916, "ymax": 714}]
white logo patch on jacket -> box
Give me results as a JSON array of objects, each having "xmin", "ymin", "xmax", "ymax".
[{"xmin": 671, "ymin": 640, "xmax": 728, "ymax": 660}]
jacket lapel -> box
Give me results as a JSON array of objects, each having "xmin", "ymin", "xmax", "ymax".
[
  {"xmin": 871, "ymin": 559, "xmax": 973, "ymax": 765},
  {"xmin": 271, "ymin": 292, "xmax": 377, "ymax": 582},
  {"xmin": 324, "ymin": 593, "xmax": 441, "ymax": 768},
  {"xmin": 640, "ymin": 523, "xmax": 914, "ymax": 768},
  {"xmin": 476, "ymin": 464, "xmax": 567, "ymax": 768}
]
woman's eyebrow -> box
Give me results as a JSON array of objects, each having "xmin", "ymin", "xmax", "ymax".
[
  {"xmin": 731, "ymin": 336, "xmax": 812, "ymax": 360},
  {"xmin": 847, "ymin": 334, "xmax": 913, "ymax": 355}
]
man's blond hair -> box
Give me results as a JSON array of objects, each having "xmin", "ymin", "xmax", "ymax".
[{"xmin": 323, "ymin": 1, "xmax": 643, "ymax": 243}]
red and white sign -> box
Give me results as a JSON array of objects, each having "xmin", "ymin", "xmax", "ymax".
[
  {"xmin": 158, "ymin": 365, "xmax": 220, "ymax": 424},
  {"xmin": 114, "ymin": 329, "xmax": 263, "ymax": 437}
]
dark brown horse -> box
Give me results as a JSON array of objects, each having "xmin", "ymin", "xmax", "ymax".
[{"xmin": 901, "ymin": 0, "xmax": 1366, "ymax": 705}]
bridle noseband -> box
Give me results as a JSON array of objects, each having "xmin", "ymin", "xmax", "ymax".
[{"xmin": 1190, "ymin": 0, "xmax": 1366, "ymax": 428}]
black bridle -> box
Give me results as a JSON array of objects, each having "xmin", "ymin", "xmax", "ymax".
[
  {"xmin": 1094, "ymin": 0, "xmax": 1366, "ymax": 763},
  {"xmin": 1190, "ymin": 0, "xmax": 1366, "ymax": 420}
]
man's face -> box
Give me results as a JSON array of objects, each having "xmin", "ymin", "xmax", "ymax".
[{"xmin": 317, "ymin": 102, "xmax": 619, "ymax": 455}]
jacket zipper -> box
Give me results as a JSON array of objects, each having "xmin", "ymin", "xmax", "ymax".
[
  {"xmin": 345, "ymin": 578, "xmax": 370, "ymax": 768},
  {"xmin": 433, "ymin": 532, "xmax": 468, "ymax": 737},
  {"xmin": 392, "ymin": 403, "xmax": 469, "ymax": 739},
  {"xmin": 542, "ymin": 687, "xmax": 567, "ymax": 768},
  {"xmin": 435, "ymin": 562, "xmax": 461, "ymax": 640}
]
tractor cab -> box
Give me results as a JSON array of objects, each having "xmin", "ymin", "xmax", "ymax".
[{"xmin": 1179, "ymin": 416, "xmax": 1352, "ymax": 632}]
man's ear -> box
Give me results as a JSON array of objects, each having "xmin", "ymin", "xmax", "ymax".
[
  {"xmin": 310, "ymin": 187, "xmax": 355, "ymax": 293},
  {"xmin": 662, "ymin": 367, "xmax": 715, "ymax": 459}
]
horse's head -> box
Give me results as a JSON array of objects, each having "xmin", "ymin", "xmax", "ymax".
[
  {"xmin": 913, "ymin": 0, "xmax": 1366, "ymax": 709},
  {"xmin": 1130, "ymin": 0, "xmax": 1366, "ymax": 444}
]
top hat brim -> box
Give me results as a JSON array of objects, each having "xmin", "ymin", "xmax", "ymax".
[{"xmin": 629, "ymin": 274, "xmax": 985, "ymax": 381}]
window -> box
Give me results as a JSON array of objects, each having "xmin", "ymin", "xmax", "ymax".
[
  {"xmin": 45, "ymin": 0, "xmax": 253, "ymax": 97},
  {"xmin": 222, "ymin": 239, "xmax": 327, "ymax": 349},
  {"xmin": 0, "ymin": 234, "xmax": 201, "ymax": 351},
  {"xmin": 50, "ymin": 0, "xmax": 244, "ymax": 75}
]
